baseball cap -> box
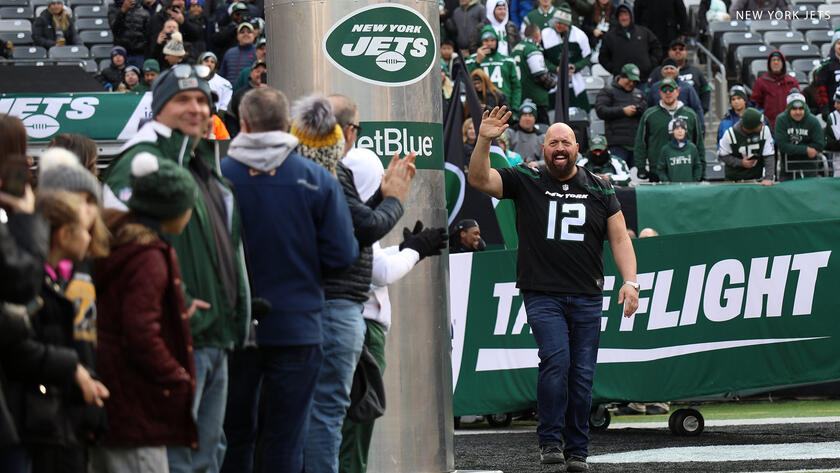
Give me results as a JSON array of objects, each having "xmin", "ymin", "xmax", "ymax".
[
  {"xmin": 589, "ymin": 135, "xmax": 608, "ymax": 151},
  {"xmin": 620, "ymin": 63, "xmax": 640, "ymax": 82},
  {"xmin": 231, "ymin": 1, "xmax": 248, "ymax": 13},
  {"xmin": 237, "ymin": 22, "xmax": 254, "ymax": 33},
  {"xmin": 256, "ymin": 37, "xmax": 266, "ymax": 48},
  {"xmin": 660, "ymin": 77, "xmax": 678, "ymax": 90},
  {"xmin": 519, "ymin": 99, "xmax": 537, "ymax": 115},
  {"xmin": 661, "ymin": 58, "xmax": 679, "ymax": 72},
  {"xmin": 669, "ymin": 38, "xmax": 686, "ymax": 48}
]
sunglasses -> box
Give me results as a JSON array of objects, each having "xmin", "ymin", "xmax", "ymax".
[
  {"xmin": 660, "ymin": 86, "xmax": 676, "ymax": 93},
  {"xmin": 671, "ymin": 46, "xmax": 685, "ymax": 51}
]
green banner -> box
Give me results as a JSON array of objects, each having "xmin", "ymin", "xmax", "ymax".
[
  {"xmin": 636, "ymin": 179, "xmax": 840, "ymax": 235},
  {"xmin": 356, "ymin": 121, "xmax": 444, "ymax": 170},
  {"xmin": 451, "ymin": 219, "xmax": 840, "ymax": 416},
  {"xmin": 1, "ymin": 93, "xmax": 151, "ymax": 141}
]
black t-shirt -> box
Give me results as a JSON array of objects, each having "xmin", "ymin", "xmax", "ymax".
[{"xmin": 498, "ymin": 164, "xmax": 622, "ymax": 296}]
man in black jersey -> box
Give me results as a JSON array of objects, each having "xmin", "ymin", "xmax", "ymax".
[{"xmin": 468, "ymin": 106, "xmax": 640, "ymax": 472}]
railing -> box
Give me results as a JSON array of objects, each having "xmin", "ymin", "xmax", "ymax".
[{"xmin": 692, "ymin": 38, "xmax": 729, "ymax": 148}]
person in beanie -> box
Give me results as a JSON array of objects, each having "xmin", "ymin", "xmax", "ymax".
[
  {"xmin": 225, "ymin": 60, "xmax": 265, "ymax": 137},
  {"xmin": 656, "ymin": 117, "xmax": 702, "ymax": 182},
  {"xmin": 594, "ymin": 63, "xmax": 647, "ymax": 168},
  {"xmin": 750, "ymin": 49, "xmax": 800, "ymax": 130},
  {"xmin": 717, "ymin": 84, "xmax": 766, "ymax": 141},
  {"xmin": 133, "ymin": 59, "xmax": 160, "ymax": 93},
  {"xmin": 719, "ymin": 107, "xmax": 775, "ymax": 185},
  {"xmin": 542, "ymin": 7, "xmax": 592, "ymax": 112},
  {"xmin": 219, "ymin": 87, "xmax": 358, "ymax": 473},
  {"xmin": 634, "ymin": 77, "xmax": 704, "ymax": 182},
  {"xmin": 469, "ymin": 0, "xmax": 521, "ymax": 56},
  {"xmin": 450, "ymin": 219, "xmax": 485, "ymax": 253},
  {"xmin": 199, "ymin": 52, "xmax": 233, "ymax": 113},
  {"xmin": 291, "ymin": 94, "xmax": 414, "ymax": 473},
  {"xmin": 577, "ymin": 134, "xmax": 631, "ymax": 186},
  {"xmin": 814, "ymin": 29, "xmax": 840, "ymax": 119},
  {"xmin": 824, "ymin": 88, "xmax": 840, "ymax": 151},
  {"xmin": 99, "ymin": 46, "xmax": 128, "ymax": 90},
  {"xmin": 32, "ymin": 0, "xmax": 78, "ymax": 49},
  {"xmin": 774, "ymin": 90, "xmax": 825, "ymax": 181},
  {"xmin": 108, "ymin": 0, "xmax": 150, "ymax": 67},
  {"xmin": 162, "ymin": 31, "xmax": 187, "ymax": 68},
  {"xmin": 646, "ymin": 38, "xmax": 711, "ymax": 114},
  {"xmin": 89, "ymin": 154, "xmax": 198, "ymax": 473},
  {"xmin": 505, "ymin": 98, "xmax": 546, "ymax": 164},
  {"xmin": 103, "ymin": 64, "xmax": 251, "ymax": 473},
  {"xmin": 466, "ymin": 26, "xmax": 522, "ymax": 113}
]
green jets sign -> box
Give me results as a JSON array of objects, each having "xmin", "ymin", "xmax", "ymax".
[{"xmin": 323, "ymin": 4, "xmax": 437, "ymax": 86}]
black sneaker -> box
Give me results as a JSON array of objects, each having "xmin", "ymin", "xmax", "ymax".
[
  {"xmin": 539, "ymin": 445, "xmax": 565, "ymax": 464},
  {"xmin": 566, "ymin": 455, "xmax": 589, "ymax": 472}
]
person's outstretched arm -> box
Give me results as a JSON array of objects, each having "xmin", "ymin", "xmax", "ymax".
[{"xmin": 467, "ymin": 106, "xmax": 512, "ymax": 199}]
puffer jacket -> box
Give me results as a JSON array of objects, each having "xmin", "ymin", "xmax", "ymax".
[
  {"xmin": 323, "ymin": 163, "xmax": 404, "ymax": 304},
  {"xmin": 32, "ymin": 9, "xmax": 78, "ymax": 48},
  {"xmin": 594, "ymin": 78, "xmax": 648, "ymax": 147},
  {"xmin": 598, "ymin": 3, "xmax": 662, "ymax": 82},
  {"xmin": 108, "ymin": 1, "xmax": 150, "ymax": 56},
  {"xmin": 446, "ymin": 0, "xmax": 487, "ymax": 52}
]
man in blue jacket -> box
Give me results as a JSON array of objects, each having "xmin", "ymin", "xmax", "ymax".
[
  {"xmin": 219, "ymin": 21, "xmax": 256, "ymax": 83},
  {"xmin": 220, "ymin": 87, "xmax": 359, "ymax": 473}
]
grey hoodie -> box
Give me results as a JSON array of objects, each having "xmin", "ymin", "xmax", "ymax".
[{"xmin": 226, "ymin": 130, "xmax": 299, "ymax": 173}]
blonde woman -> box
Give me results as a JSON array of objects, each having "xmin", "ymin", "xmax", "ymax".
[{"xmin": 33, "ymin": 0, "xmax": 78, "ymax": 49}]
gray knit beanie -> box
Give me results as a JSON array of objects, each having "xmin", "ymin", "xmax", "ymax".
[
  {"xmin": 38, "ymin": 147, "xmax": 102, "ymax": 206},
  {"xmin": 289, "ymin": 95, "xmax": 345, "ymax": 174}
]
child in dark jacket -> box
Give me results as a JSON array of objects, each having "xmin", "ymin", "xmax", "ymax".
[
  {"xmin": 90, "ymin": 153, "xmax": 199, "ymax": 472},
  {"xmin": 657, "ymin": 117, "xmax": 703, "ymax": 182}
]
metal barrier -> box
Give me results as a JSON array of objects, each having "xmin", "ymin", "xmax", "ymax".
[{"xmin": 693, "ymin": 39, "xmax": 729, "ymax": 139}]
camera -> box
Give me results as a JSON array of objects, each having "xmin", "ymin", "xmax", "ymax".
[{"xmin": 165, "ymin": 31, "xmax": 172, "ymax": 40}]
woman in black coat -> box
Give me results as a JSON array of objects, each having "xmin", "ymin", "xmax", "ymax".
[{"xmin": 32, "ymin": 0, "xmax": 78, "ymax": 49}]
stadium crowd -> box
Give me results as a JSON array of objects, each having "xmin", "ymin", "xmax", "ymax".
[{"xmin": 1, "ymin": 0, "xmax": 839, "ymax": 473}]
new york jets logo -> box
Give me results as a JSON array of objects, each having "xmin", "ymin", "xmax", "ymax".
[{"xmin": 323, "ymin": 4, "xmax": 436, "ymax": 87}]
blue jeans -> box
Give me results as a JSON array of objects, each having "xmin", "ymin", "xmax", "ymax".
[
  {"xmin": 168, "ymin": 347, "xmax": 229, "ymax": 473},
  {"xmin": 304, "ymin": 299, "xmax": 366, "ymax": 473},
  {"xmin": 523, "ymin": 292, "xmax": 603, "ymax": 458},
  {"xmin": 609, "ymin": 146, "xmax": 635, "ymax": 170}
]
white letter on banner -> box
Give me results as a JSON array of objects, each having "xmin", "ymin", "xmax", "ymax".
[
  {"xmin": 493, "ymin": 283, "xmax": 519, "ymax": 335},
  {"xmin": 601, "ymin": 276, "xmax": 614, "ymax": 332},
  {"xmin": 790, "ymin": 251, "xmax": 831, "ymax": 316},
  {"xmin": 679, "ymin": 264, "xmax": 706, "ymax": 326},
  {"xmin": 67, "ymin": 97, "xmax": 98, "ymax": 120},
  {"xmin": 744, "ymin": 255, "xmax": 791, "ymax": 318},
  {"xmin": 511, "ymin": 303, "xmax": 530, "ymax": 334},
  {"xmin": 648, "ymin": 270, "xmax": 680, "ymax": 330},
  {"xmin": 619, "ymin": 272, "xmax": 654, "ymax": 331},
  {"xmin": 703, "ymin": 259, "xmax": 745, "ymax": 322},
  {"xmin": 41, "ymin": 97, "xmax": 72, "ymax": 117}
]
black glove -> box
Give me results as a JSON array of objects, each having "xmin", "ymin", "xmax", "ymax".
[
  {"xmin": 636, "ymin": 168, "xmax": 648, "ymax": 180},
  {"xmin": 648, "ymin": 172, "xmax": 660, "ymax": 183},
  {"xmin": 399, "ymin": 220, "xmax": 448, "ymax": 260}
]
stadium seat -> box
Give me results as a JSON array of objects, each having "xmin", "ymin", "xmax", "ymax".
[
  {"xmin": 89, "ymin": 43, "xmax": 111, "ymax": 59},
  {"xmin": 0, "ymin": 0, "xmax": 27, "ymax": 7},
  {"xmin": 734, "ymin": 44, "xmax": 774, "ymax": 84},
  {"xmin": 583, "ymin": 75, "xmax": 604, "ymax": 91},
  {"xmin": 79, "ymin": 29, "xmax": 112, "ymax": 44},
  {"xmin": 748, "ymin": 58, "xmax": 790, "ymax": 84},
  {"xmin": 762, "ymin": 31, "xmax": 805, "ymax": 47},
  {"xmin": 69, "ymin": 0, "xmax": 102, "ymax": 5},
  {"xmin": 29, "ymin": 0, "xmax": 52, "ymax": 5},
  {"xmin": 805, "ymin": 29, "xmax": 833, "ymax": 48},
  {"xmin": 722, "ymin": 32, "xmax": 764, "ymax": 71},
  {"xmin": 779, "ymin": 43, "xmax": 820, "ymax": 62},
  {"xmin": 818, "ymin": 4, "xmax": 840, "ymax": 19},
  {"xmin": 591, "ymin": 63, "xmax": 610, "ymax": 79},
  {"xmin": 705, "ymin": 161, "xmax": 725, "ymax": 181},
  {"xmin": 0, "ymin": 6, "xmax": 31, "ymax": 19},
  {"xmin": 821, "ymin": 42, "xmax": 832, "ymax": 59},
  {"xmin": 791, "ymin": 58, "xmax": 823, "ymax": 77},
  {"xmin": 705, "ymin": 149, "xmax": 719, "ymax": 164},
  {"xmin": 748, "ymin": 19, "xmax": 788, "ymax": 35},
  {"xmin": 49, "ymin": 44, "xmax": 89, "ymax": 58},
  {"xmin": 0, "ymin": 19, "xmax": 30, "ymax": 33},
  {"xmin": 98, "ymin": 57, "xmax": 109, "ymax": 70},
  {"xmin": 12, "ymin": 45, "xmax": 46, "ymax": 59},
  {"xmin": 0, "ymin": 30, "xmax": 29, "ymax": 44},
  {"xmin": 76, "ymin": 17, "xmax": 108, "ymax": 30},
  {"xmin": 788, "ymin": 70, "xmax": 807, "ymax": 86},
  {"xmin": 791, "ymin": 18, "xmax": 829, "ymax": 34},
  {"xmin": 82, "ymin": 57, "xmax": 97, "ymax": 72},
  {"xmin": 590, "ymin": 119, "xmax": 605, "ymax": 136},
  {"xmin": 709, "ymin": 21, "xmax": 749, "ymax": 62},
  {"xmin": 791, "ymin": 3, "xmax": 816, "ymax": 14},
  {"xmin": 73, "ymin": 5, "xmax": 106, "ymax": 17}
]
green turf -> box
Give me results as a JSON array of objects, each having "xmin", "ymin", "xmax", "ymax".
[{"xmin": 609, "ymin": 399, "xmax": 840, "ymax": 424}]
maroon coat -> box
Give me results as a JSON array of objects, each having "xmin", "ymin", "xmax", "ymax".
[
  {"xmin": 95, "ymin": 217, "xmax": 197, "ymax": 448},
  {"xmin": 750, "ymin": 50, "xmax": 800, "ymax": 130}
]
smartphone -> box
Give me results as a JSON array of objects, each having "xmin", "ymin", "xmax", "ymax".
[
  {"xmin": 747, "ymin": 154, "xmax": 758, "ymax": 160},
  {"xmin": 260, "ymin": 71, "xmax": 267, "ymax": 84},
  {"xmin": 0, "ymin": 154, "xmax": 29, "ymax": 198}
]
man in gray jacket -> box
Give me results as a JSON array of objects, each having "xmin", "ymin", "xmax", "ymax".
[
  {"xmin": 505, "ymin": 99, "xmax": 546, "ymax": 164},
  {"xmin": 446, "ymin": 0, "xmax": 487, "ymax": 55}
]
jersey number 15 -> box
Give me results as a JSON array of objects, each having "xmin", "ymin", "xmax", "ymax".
[{"xmin": 546, "ymin": 202, "xmax": 586, "ymax": 241}]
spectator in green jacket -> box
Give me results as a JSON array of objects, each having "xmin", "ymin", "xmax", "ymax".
[
  {"xmin": 774, "ymin": 90, "xmax": 826, "ymax": 181},
  {"xmin": 657, "ymin": 117, "xmax": 703, "ymax": 182}
]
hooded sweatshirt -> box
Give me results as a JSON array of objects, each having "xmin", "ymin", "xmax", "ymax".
[
  {"xmin": 750, "ymin": 50, "xmax": 800, "ymax": 129},
  {"xmin": 657, "ymin": 137, "xmax": 702, "ymax": 182},
  {"xmin": 598, "ymin": 3, "xmax": 662, "ymax": 81},
  {"xmin": 221, "ymin": 131, "xmax": 359, "ymax": 346},
  {"xmin": 774, "ymin": 102, "xmax": 825, "ymax": 173},
  {"xmin": 471, "ymin": 0, "xmax": 521, "ymax": 56}
]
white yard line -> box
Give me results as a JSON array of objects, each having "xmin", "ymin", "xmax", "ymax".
[{"xmin": 588, "ymin": 441, "xmax": 840, "ymax": 463}]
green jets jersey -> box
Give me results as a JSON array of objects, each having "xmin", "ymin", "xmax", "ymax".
[
  {"xmin": 521, "ymin": 3, "xmax": 578, "ymax": 31},
  {"xmin": 466, "ymin": 51, "xmax": 522, "ymax": 112},
  {"xmin": 511, "ymin": 38, "xmax": 551, "ymax": 107},
  {"xmin": 634, "ymin": 102, "xmax": 705, "ymax": 177},
  {"xmin": 577, "ymin": 155, "xmax": 632, "ymax": 186},
  {"xmin": 657, "ymin": 141, "xmax": 702, "ymax": 182},
  {"xmin": 718, "ymin": 123, "xmax": 775, "ymax": 181}
]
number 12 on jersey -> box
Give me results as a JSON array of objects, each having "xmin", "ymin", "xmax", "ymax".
[{"xmin": 546, "ymin": 201, "xmax": 586, "ymax": 241}]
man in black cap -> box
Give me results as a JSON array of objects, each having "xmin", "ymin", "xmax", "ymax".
[
  {"xmin": 450, "ymin": 219, "xmax": 485, "ymax": 253},
  {"xmin": 646, "ymin": 38, "xmax": 711, "ymax": 114},
  {"xmin": 104, "ymin": 64, "xmax": 251, "ymax": 473}
]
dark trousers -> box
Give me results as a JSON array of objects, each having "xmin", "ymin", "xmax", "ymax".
[{"xmin": 221, "ymin": 344, "xmax": 322, "ymax": 473}]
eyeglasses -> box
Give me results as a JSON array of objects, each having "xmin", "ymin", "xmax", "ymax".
[
  {"xmin": 349, "ymin": 123, "xmax": 362, "ymax": 133},
  {"xmin": 660, "ymin": 86, "xmax": 676, "ymax": 93}
]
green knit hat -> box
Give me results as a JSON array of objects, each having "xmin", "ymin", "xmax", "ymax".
[
  {"xmin": 151, "ymin": 64, "xmax": 213, "ymax": 118},
  {"xmin": 548, "ymin": 4, "xmax": 573, "ymax": 27},
  {"xmin": 480, "ymin": 25, "xmax": 498, "ymax": 41},
  {"xmin": 128, "ymin": 153, "xmax": 198, "ymax": 220},
  {"xmin": 142, "ymin": 58, "xmax": 160, "ymax": 73},
  {"xmin": 741, "ymin": 107, "xmax": 763, "ymax": 130}
]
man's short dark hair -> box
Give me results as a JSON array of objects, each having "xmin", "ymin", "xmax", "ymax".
[
  {"xmin": 240, "ymin": 87, "xmax": 290, "ymax": 132},
  {"xmin": 524, "ymin": 24, "xmax": 540, "ymax": 39}
]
